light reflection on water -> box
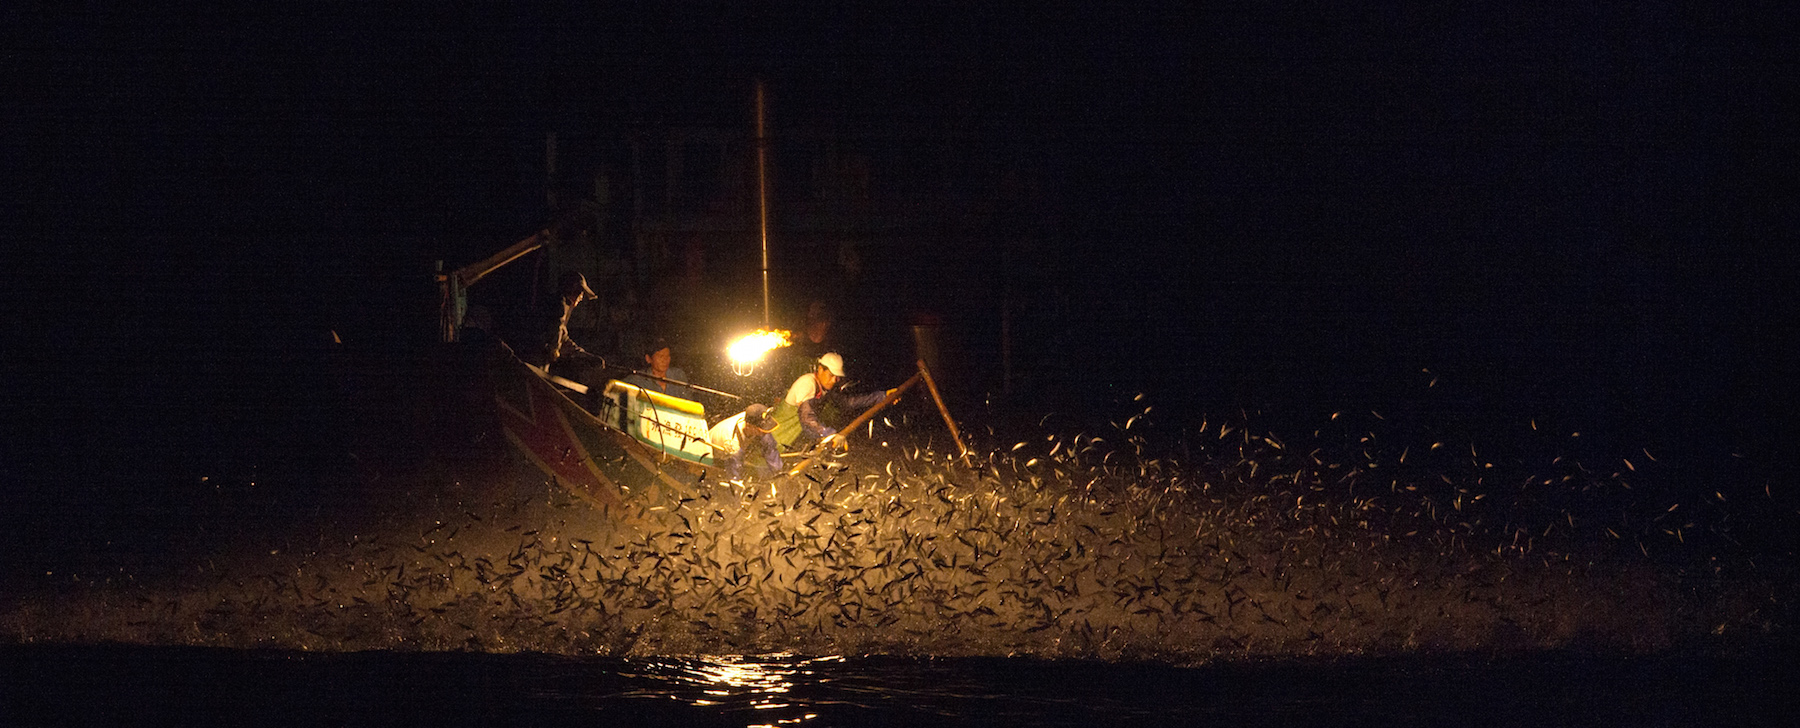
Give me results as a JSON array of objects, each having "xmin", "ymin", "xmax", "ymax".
[
  {"xmin": 572, "ymin": 648, "xmax": 1793, "ymax": 727},
  {"xmin": 2, "ymin": 643, "xmax": 1789, "ymax": 726},
  {"xmin": 616, "ymin": 653, "xmax": 829, "ymax": 725},
  {"xmin": 598, "ymin": 652, "xmax": 1154, "ymax": 726}
]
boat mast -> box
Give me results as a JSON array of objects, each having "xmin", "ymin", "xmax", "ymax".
[{"xmin": 756, "ymin": 80, "xmax": 772, "ymax": 328}]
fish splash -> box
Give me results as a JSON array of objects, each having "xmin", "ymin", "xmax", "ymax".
[{"xmin": 1, "ymin": 404, "xmax": 1788, "ymax": 660}]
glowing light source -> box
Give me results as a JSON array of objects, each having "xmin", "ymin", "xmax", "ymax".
[{"xmin": 728, "ymin": 328, "xmax": 791, "ymax": 376}]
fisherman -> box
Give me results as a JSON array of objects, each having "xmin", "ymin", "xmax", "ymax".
[
  {"xmin": 783, "ymin": 300, "xmax": 838, "ymax": 382},
  {"xmin": 527, "ymin": 271, "xmax": 603, "ymax": 369},
  {"xmin": 623, "ymin": 338, "xmax": 696, "ymax": 401},
  {"xmin": 771, "ymin": 352, "xmax": 896, "ymax": 453},
  {"xmin": 708, "ymin": 403, "xmax": 782, "ymax": 480},
  {"xmin": 792, "ymin": 300, "xmax": 835, "ymax": 362}
]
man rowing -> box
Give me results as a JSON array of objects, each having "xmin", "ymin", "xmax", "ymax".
[{"xmin": 770, "ymin": 352, "xmax": 897, "ymax": 453}]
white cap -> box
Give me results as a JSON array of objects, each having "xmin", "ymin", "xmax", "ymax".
[{"xmin": 818, "ymin": 352, "xmax": 845, "ymax": 377}]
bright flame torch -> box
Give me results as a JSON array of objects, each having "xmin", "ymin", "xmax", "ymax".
[{"xmin": 727, "ymin": 328, "xmax": 791, "ymax": 376}]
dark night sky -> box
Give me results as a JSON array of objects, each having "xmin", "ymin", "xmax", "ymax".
[{"xmin": 4, "ymin": 3, "xmax": 1798, "ymax": 489}]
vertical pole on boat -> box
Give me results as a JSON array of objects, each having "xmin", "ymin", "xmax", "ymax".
[
  {"xmin": 545, "ymin": 131, "xmax": 559, "ymax": 213},
  {"xmin": 437, "ymin": 260, "xmax": 454, "ymax": 343},
  {"xmin": 756, "ymin": 80, "xmax": 772, "ymax": 328}
]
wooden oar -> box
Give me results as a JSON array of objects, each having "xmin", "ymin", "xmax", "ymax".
[{"xmin": 546, "ymin": 374, "xmax": 589, "ymax": 394}]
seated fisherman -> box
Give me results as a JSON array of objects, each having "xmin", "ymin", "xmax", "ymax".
[
  {"xmin": 623, "ymin": 338, "xmax": 695, "ymax": 401},
  {"xmin": 708, "ymin": 403, "xmax": 781, "ymax": 480},
  {"xmin": 770, "ymin": 352, "xmax": 896, "ymax": 453}
]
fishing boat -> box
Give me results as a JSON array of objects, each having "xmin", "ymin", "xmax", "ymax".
[
  {"xmin": 440, "ymin": 231, "xmax": 964, "ymax": 512},
  {"xmin": 431, "ymin": 216, "xmax": 742, "ymax": 510},
  {"xmin": 486, "ymin": 340, "xmax": 718, "ymax": 512},
  {"xmin": 438, "ymin": 80, "xmax": 963, "ymax": 506}
]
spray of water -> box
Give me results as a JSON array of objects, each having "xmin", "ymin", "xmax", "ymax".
[{"xmin": 1, "ymin": 398, "xmax": 1788, "ymax": 660}]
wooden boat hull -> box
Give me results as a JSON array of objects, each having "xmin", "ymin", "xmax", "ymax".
[{"xmin": 488, "ymin": 344, "xmax": 711, "ymax": 512}]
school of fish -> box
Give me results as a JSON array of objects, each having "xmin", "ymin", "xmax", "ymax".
[{"xmin": 1, "ymin": 397, "xmax": 1788, "ymax": 660}]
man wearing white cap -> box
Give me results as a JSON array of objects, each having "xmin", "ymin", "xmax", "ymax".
[
  {"xmin": 529, "ymin": 271, "xmax": 602, "ymax": 369},
  {"xmin": 708, "ymin": 403, "xmax": 781, "ymax": 480},
  {"xmin": 770, "ymin": 352, "xmax": 894, "ymax": 452}
]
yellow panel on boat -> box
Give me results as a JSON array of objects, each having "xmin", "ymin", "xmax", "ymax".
[
  {"xmin": 636, "ymin": 386, "xmax": 707, "ymax": 416},
  {"xmin": 600, "ymin": 381, "xmax": 714, "ymax": 465}
]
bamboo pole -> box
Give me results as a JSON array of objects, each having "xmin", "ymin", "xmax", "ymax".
[
  {"xmin": 755, "ymin": 80, "xmax": 772, "ymax": 328},
  {"xmin": 436, "ymin": 230, "xmax": 549, "ymax": 341},
  {"xmin": 915, "ymin": 359, "xmax": 968, "ymax": 458},
  {"xmin": 447, "ymin": 231, "xmax": 546, "ymax": 288}
]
